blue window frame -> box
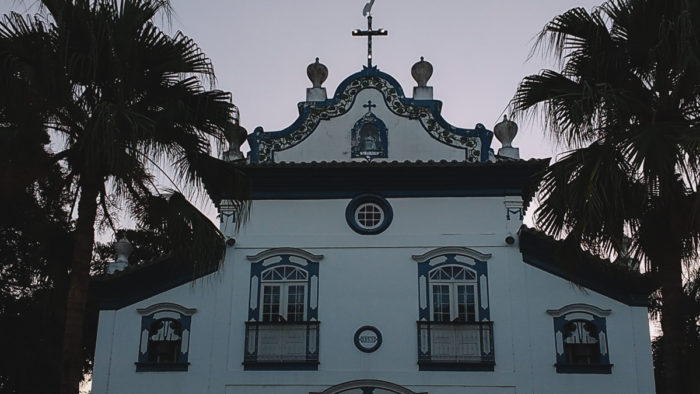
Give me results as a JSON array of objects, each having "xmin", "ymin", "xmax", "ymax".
[
  {"xmin": 135, "ymin": 303, "xmax": 196, "ymax": 372},
  {"xmin": 245, "ymin": 248, "xmax": 323, "ymax": 370},
  {"xmin": 547, "ymin": 304, "xmax": 613, "ymax": 374},
  {"xmin": 413, "ymin": 247, "xmax": 494, "ymax": 371}
]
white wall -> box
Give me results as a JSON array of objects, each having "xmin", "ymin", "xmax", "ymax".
[{"xmin": 92, "ymin": 196, "xmax": 655, "ymax": 394}]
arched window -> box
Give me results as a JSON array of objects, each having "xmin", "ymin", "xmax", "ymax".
[
  {"xmin": 429, "ymin": 265, "xmax": 478, "ymax": 322},
  {"xmin": 547, "ymin": 304, "xmax": 612, "ymax": 374},
  {"xmin": 245, "ymin": 249, "xmax": 322, "ymax": 370},
  {"xmin": 260, "ymin": 266, "xmax": 309, "ymax": 322},
  {"xmin": 413, "ymin": 247, "xmax": 494, "ymax": 370}
]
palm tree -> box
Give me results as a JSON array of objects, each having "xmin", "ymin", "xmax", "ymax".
[
  {"xmin": 1, "ymin": 1, "xmax": 248, "ymax": 393},
  {"xmin": 511, "ymin": 1, "xmax": 700, "ymax": 393}
]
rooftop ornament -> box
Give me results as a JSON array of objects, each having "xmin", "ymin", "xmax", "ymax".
[
  {"xmin": 306, "ymin": 58, "xmax": 328, "ymax": 102},
  {"xmin": 352, "ymin": 0, "xmax": 388, "ymax": 68},
  {"xmin": 222, "ymin": 107, "xmax": 248, "ymax": 161},
  {"xmin": 494, "ymin": 115, "xmax": 520, "ymax": 159},
  {"xmin": 411, "ymin": 57, "xmax": 434, "ymax": 100},
  {"xmin": 108, "ymin": 237, "xmax": 133, "ymax": 274}
]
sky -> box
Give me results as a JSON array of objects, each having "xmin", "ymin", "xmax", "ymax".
[
  {"xmin": 158, "ymin": 0, "xmax": 603, "ymax": 159},
  {"xmin": 1, "ymin": 0, "xmax": 605, "ymax": 222}
]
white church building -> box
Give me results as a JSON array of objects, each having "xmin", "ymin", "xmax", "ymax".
[{"xmin": 91, "ymin": 11, "xmax": 656, "ymax": 394}]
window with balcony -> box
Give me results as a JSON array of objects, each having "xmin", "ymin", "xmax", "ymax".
[
  {"xmin": 135, "ymin": 303, "xmax": 196, "ymax": 372},
  {"xmin": 245, "ymin": 248, "xmax": 322, "ymax": 370},
  {"xmin": 547, "ymin": 304, "xmax": 612, "ymax": 374},
  {"xmin": 412, "ymin": 247, "xmax": 494, "ymax": 371}
]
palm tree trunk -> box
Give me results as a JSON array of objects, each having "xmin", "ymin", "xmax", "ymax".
[
  {"xmin": 660, "ymin": 257, "xmax": 685, "ymax": 394},
  {"xmin": 59, "ymin": 181, "xmax": 99, "ymax": 394}
]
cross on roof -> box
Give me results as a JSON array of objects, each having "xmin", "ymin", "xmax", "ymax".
[
  {"xmin": 363, "ymin": 100, "xmax": 377, "ymax": 113},
  {"xmin": 352, "ymin": 1, "xmax": 388, "ymax": 68}
]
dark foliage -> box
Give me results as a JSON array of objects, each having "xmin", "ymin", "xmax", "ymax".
[{"xmin": 512, "ymin": 1, "xmax": 700, "ymax": 392}]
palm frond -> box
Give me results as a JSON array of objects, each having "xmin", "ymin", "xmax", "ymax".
[{"xmin": 133, "ymin": 191, "xmax": 225, "ymax": 275}]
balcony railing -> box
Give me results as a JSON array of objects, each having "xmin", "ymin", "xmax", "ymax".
[
  {"xmin": 244, "ymin": 321, "xmax": 319, "ymax": 370},
  {"xmin": 417, "ymin": 321, "xmax": 495, "ymax": 371}
]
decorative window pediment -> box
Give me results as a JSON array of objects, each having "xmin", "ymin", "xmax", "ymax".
[
  {"xmin": 135, "ymin": 303, "xmax": 195, "ymax": 372},
  {"xmin": 415, "ymin": 250, "xmax": 493, "ymax": 371},
  {"xmin": 549, "ymin": 304, "xmax": 612, "ymax": 374},
  {"xmin": 245, "ymin": 249, "xmax": 320, "ymax": 370}
]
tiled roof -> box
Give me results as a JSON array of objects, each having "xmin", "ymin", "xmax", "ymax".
[{"xmin": 518, "ymin": 226, "xmax": 656, "ymax": 306}]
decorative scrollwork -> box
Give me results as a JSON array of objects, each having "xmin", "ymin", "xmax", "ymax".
[{"xmin": 255, "ymin": 74, "xmax": 482, "ymax": 163}]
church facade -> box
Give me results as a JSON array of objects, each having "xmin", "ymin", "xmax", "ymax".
[{"xmin": 92, "ymin": 55, "xmax": 655, "ymax": 394}]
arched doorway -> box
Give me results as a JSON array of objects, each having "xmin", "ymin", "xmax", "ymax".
[{"xmin": 312, "ymin": 379, "xmax": 427, "ymax": 394}]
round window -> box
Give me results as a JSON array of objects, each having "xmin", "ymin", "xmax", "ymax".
[
  {"xmin": 355, "ymin": 202, "xmax": 384, "ymax": 230},
  {"xmin": 346, "ymin": 195, "xmax": 393, "ymax": 235}
]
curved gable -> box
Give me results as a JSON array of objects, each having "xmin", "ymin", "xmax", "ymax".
[{"xmin": 248, "ymin": 67, "xmax": 493, "ymax": 163}]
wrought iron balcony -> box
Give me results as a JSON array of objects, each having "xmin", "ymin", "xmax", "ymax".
[
  {"xmin": 417, "ymin": 321, "xmax": 495, "ymax": 371},
  {"xmin": 244, "ymin": 321, "xmax": 319, "ymax": 370}
]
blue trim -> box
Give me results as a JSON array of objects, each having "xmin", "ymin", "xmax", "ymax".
[
  {"xmin": 248, "ymin": 255, "xmax": 319, "ymax": 321},
  {"xmin": 552, "ymin": 311, "xmax": 611, "ymax": 372},
  {"xmin": 247, "ymin": 67, "xmax": 493, "ymax": 163},
  {"xmin": 345, "ymin": 194, "xmax": 393, "ymax": 235},
  {"xmin": 136, "ymin": 312, "xmax": 192, "ymax": 371},
  {"xmin": 417, "ymin": 255, "xmax": 489, "ymax": 321}
]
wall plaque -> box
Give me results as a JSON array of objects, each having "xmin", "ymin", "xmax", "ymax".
[{"xmin": 354, "ymin": 326, "xmax": 382, "ymax": 353}]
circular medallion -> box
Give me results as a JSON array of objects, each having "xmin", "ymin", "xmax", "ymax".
[{"xmin": 354, "ymin": 326, "xmax": 382, "ymax": 353}]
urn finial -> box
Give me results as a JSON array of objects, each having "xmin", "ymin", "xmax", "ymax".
[
  {"xmin": 222, "ymin": 122, "xmax": 247, "ymax": 162},
  {"xmin": 411, "ymin": 56, "xmax": 433, "ymax": 87},
  {"xmin": 307, "ymin": 57, "xmax": 328, "ymax": 89},
  {"xmin": 494, "ymin": 115, "xmax": 520, "ymax": 159},
  {"xmin": 108, "ymin": 237, "xmax": 133, "ymax": 274}
]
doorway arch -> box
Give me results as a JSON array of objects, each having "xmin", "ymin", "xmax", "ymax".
[{"xmin": 313, "ymin": 379, "xmax": 427, "ymax": 394}]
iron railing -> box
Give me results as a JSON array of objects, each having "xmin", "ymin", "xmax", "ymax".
[
  {"xmin": 244, "ymin": 321, "xmax": 319, "ymax": 369},
  {"xmin": 417, "ymin": 321, "xmax": 495, "ymax": 370}
]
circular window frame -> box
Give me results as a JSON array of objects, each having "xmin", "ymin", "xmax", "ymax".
[{"xmin": 345, "ymin": 194, "xmax": 393, "ymax": 235}]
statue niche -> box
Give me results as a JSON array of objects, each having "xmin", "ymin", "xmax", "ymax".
[{"xmin": 351, "ymin": 105, "xmax": 388, "ymax": 159}]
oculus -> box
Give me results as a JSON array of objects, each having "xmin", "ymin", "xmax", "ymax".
[{"xmin": 346, "ymin": 194, "xmax": 393, "ymax": 235}]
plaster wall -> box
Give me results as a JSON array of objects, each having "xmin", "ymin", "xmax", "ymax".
[
  {"xmin": 273, "ymin": 89, "xmax": 471, "ymax": 163},
  {"xmin": 93, "ymin": 196, "xmax": 655, "ymax": 394}
]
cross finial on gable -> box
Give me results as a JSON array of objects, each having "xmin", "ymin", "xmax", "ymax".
[
  {"xmin": 363, "ymin": 100, "xmax": 377, "ymax": 113},
  {"xmin": 352, "ymin": 1, "xmax": 388, "ymax": 68}
]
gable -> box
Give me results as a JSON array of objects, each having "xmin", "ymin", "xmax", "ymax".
[{"xmin": 247, "ymin": 67, "xmax": 493, "ymax": 163}]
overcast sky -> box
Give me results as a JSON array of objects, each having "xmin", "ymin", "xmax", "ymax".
[
  {"xmin": 2, "ymin": 0, "xmax": 606, "ymax": 223},
  {"xmin": 4, "ymin": 0, "xmax": 603, "ymax": 157},
  {"xmin": 157, "ymin": 0, "xmax": 604, "ymax": 159}
]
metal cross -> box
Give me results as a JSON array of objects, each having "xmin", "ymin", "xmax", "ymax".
[
  {"xmin": 352, "ymin": 4, "xmax": 388, "ymax": 68},
  {"xmin": 363, "ymin": 100, "xmax": 377, "ymax": 113}
]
